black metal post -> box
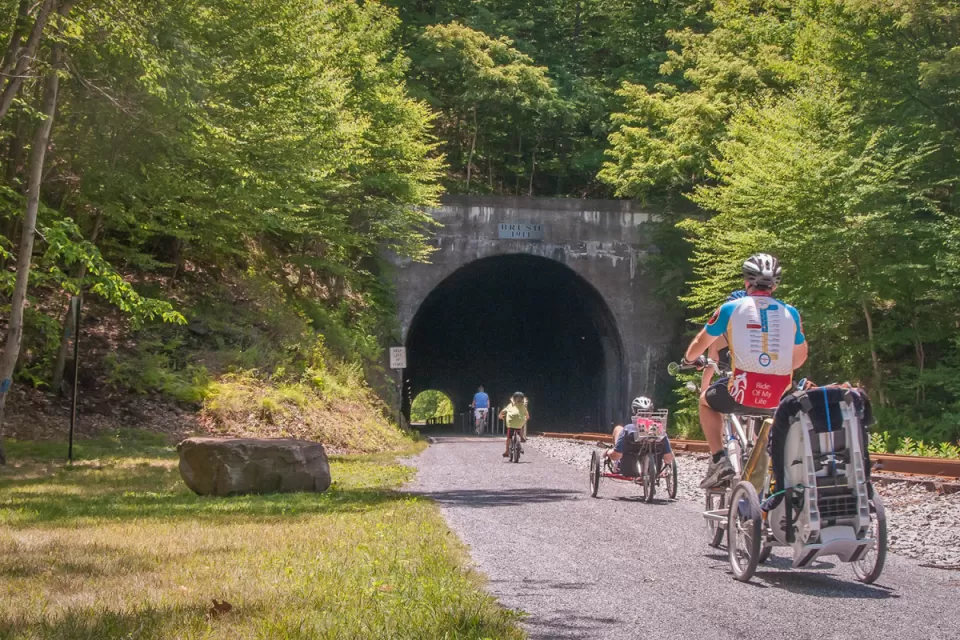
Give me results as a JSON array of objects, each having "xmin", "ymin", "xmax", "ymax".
[{"xmin": 68, "ymin": 295, "xmax": 81, "ymax": 462}]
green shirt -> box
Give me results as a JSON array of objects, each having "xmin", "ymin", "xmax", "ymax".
[{"xmin": 502, "ymin": 402, "xmax": 528, "ymax": 430}]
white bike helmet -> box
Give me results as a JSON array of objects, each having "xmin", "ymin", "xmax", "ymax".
[
  {"xmin": 742, "ymin": 253, "xmax": 782, "ymax": 290},
  {"xmin": 631, "ymin": 396, "xmax": 653, "ymax": 414}
]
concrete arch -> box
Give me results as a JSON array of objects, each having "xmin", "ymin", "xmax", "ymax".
[{"xmin": 388, "ymin": 195, "xmax": 679, "ymax": 432}]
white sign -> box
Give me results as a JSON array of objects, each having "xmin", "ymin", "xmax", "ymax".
[
  {"xmin": 498, "ymin": 223, "xmax": 544, "ymax": 241},
  {"xmin": 389, "ymin": 347, "xmax": 407, "ymax": 369}
]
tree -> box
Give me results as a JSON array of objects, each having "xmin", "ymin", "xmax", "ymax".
[{"xmin": 409, "ymin": 22, "xmax": 560, "ymax": 192}]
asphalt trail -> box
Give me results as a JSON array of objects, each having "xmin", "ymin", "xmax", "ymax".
[{"xmin": 411, "ymin": 435, "xmax": 960, "ymax": 640}]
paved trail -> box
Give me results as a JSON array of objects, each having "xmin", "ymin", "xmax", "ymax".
[{"xmin": 411, "ymin": 435, "xmax": 960, "ymax": 640}]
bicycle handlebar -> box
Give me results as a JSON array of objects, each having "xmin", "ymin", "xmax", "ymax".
[{"xmin": 667, "ymin": 358, "xmax": 732, "ymax": 376}]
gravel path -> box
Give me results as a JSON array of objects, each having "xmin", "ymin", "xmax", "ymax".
[
  {"xmin": 528, "ymin": 436, "xmax": 960, "ymax": 566},
  {"xmin": 411, "ymin": 435, "xmax": 960, "ymax": 640}
]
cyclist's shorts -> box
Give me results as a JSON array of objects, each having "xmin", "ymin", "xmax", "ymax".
[
  {"xmin": 474, "ymin": 408, "xmax": 488, "ymax": 419},
  {"xmin": 614, "ymin": 430, "xmax": 672, "ymax": 454},
  {"xmin": 704, "ymin": 378, "xmax": 750, "ymax": 414}
]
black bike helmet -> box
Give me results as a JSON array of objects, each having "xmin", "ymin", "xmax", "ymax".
[
  {"xmin": 512, "ymin": 391, "xmax": 525, "ymax": 400},
  {"xmin": 742, "ymin": 253, "xmax": 782, "ymax": 290}
]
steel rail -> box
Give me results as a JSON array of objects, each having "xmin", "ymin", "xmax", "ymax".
[{"xmin": 532, "ymin": 432, "xmax": 960, "ymax": 479}]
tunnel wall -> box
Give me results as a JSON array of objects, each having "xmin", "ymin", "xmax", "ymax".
[{"xmin": 387, "ymin": 195, "xmax": 680, "ymax": 428}]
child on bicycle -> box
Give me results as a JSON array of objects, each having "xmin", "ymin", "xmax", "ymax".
[{"xmin": 499, "ymin": 391, "xmax": 528, "ymax": 458}]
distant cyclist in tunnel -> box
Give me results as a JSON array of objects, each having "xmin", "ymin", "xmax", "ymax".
[
  {"xmin": 471, "ymin": 385, "xmax": 490, "ymax": 434},
  {"xmin": 499, "ymin": 392, "xmax": 529, "ymax": 458}
]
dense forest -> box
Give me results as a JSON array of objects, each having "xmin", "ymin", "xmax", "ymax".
[{"xmin": 0, "ymin": 0, "xmax": 958, "ymax": 460}]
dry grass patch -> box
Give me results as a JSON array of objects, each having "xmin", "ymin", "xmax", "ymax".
[
  {"xmin": 0, "ymin": 433, "xmax": 524, "ymax": 639},
  {"xmin": 200, "ymin": 370, "xmax": 409, "ymax": 454}
]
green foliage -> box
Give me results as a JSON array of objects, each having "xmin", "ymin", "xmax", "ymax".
[
  {"xmin": 105, "ymin": 346, "xmax": 212, "ymax": 405},
  {"xmin": 409, "ymin": 22, "xmax": 562, "ymax": 193},
  {"xmin": 39, "ymin": 220, "xmax": 184, "ymax": 327},
  {"xmin": 394, "ymin": 0, "xmax": 702, "ymax": 195},
  {"xmin": 1, "ymin": 0, "xmax": 444, "ymax": 404},
  {"xmin": 602, "ymin": 0, "xmax": 960, "ymax": 449},
  {"xmin": 410, "ymin": 390, "xmax": 454, "ymax": 422}
]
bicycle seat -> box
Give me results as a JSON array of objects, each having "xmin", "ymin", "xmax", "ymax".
[{"xmin": 736, "ymin": 408, "xmax": 776, "ymax": 418}]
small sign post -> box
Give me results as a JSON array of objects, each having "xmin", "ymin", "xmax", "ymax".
[
  {"xmin": 389, "ymin": 347, "xmax": 407, "ymax": 427},
  {"xmin": 68, "ymin": 295, "xmax": 81, "ymax": 463}
]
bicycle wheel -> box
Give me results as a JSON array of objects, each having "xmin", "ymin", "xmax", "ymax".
[
  {"xmin": 705, "ymin": 491, "xmax": 726, "ymax": 547},
  {"xmin": 728, "ymin": 481, "xmax": 762, "ymax": 582},
  {"xmin": 852, "ymin": 491, "xmax": 887, "ymax": 584},
  {"xmin": 665, "ymin": 460, "xmax": 678, "ymax": 500},
  {"xmin": 642, "ymin": 452, "xmax": 657, "ymax": 502},
  {"xmin": 758, "ymin": 542, "xmax": 773, "ymax": 564},
  {"xmin": 589, "ymin": 450, "xmax": 601, "ymax": 497},
  {"xmin": 511, "ymin": 433, "xmax": 521, "ymax": 463}
]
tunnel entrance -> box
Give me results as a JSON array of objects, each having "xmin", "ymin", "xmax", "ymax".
[{"xmin": 404, "ymin": 254, "xmax": 625, "ymax": 432}]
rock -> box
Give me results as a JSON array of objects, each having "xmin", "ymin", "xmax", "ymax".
[{"xmin": 177, "ymin": 437, "xmax": 331, "ymax": 496}]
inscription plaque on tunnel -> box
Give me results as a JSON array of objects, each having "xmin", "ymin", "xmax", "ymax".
[{"xmin": 498, "ymin": 223, "xmax": 544, "ymax": 240}]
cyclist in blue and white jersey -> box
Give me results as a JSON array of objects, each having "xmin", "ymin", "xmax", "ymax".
[{"xmin": 682, "ymin": 254, "xmax": 808, "ymax": 488}]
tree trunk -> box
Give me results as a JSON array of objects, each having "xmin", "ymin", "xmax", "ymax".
[
  {"xmin": 913, "ymin": 316, "xmax": 925, "ymax": 404},
  {"xmin": 0, "ymin": 0, "xmax": 31, "ymax": 79},
  {"xmin": 528, "ymin": 141, "xmax": 538, "ymax": 196},
  {"xmin": 0, "ymin": 0, "xmax": 56, "ymax": 123},
  {"xmin": 51, "ymin": 211, "xmax": 104, "ymax": 393},
  {"xmin": 0, "ymin": 15, "xmax": 64, "ymax": 464},
  {"xmin": 861, "ymin": 298, "xmax": 885, "ymax": 406},
  {"xmin": 465, "ymin": 106, "xmax": 477, "ymax": 191}
]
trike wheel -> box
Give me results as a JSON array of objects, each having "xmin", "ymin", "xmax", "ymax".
[
  {"xmin": 665, "ymin": 459, "xmax": 678, "ymax": 500},
  {"xmin": 589, "ymin": 451, "xmax": 601, "ymax": 498},
  {"xmin": 728, "ymin": 481, "xmax": 762, "ymax": 582},
  {"xmin": 642, "ymin": 452, "xmax": 657, "ymax": 503},
  {"xmin": 852, "ymin": 491, "xmax": 887, "ymax": 584},
  {"xmin": 705, "ymin": 491, "xmax": 726, "ymax": 548}
]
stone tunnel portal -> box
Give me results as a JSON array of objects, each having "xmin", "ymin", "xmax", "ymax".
[{"xmin": 404, "ymin": 254, "xmax": 625, "ymax": 432}]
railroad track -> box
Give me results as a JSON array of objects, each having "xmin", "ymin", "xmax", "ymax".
[{"xmin": 533, "ymin": 431, "xmax": 960, "ymax": 492}]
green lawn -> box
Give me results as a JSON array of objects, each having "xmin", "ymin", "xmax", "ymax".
[{"xmin": 0, "ymin": 432, "xmax": 524, "ymax": 639}]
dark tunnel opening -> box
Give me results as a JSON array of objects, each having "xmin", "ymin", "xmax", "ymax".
[{"xmin": 404, "ymin": 254, "xmax": 625, "ymax": 432}]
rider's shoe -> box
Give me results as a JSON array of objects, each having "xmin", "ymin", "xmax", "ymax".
[
  {"xmin": 700, "ymin": 456, "xmax": 734, "ymax": 489},
  {"xmin": 502, "ymin": 452, "xmax": 509, "ymax": 458}
]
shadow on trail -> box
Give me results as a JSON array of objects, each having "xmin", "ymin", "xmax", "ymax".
[
  {"xmin": 412, "ymin": 487, "xmax": 579, "ymax": 509},
  {"xmin": 524, "ymin": 611, "xmax": 620, "ymax": 640},
  {"xmin": 702, "ymin": 553, "xmax": 896, "ymax": 599},
  {"xmin": 756, "ymin": 570, "xmax": 898, "ymax": 599}
]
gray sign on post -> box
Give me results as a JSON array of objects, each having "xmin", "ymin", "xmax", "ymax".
[
  {"xmin": 389, "ymin": 346, "xmax": 407, "ymax": 369},
  {"xmin": 498, "ymin": 223, "xmax": 544, "ymax": 241}
]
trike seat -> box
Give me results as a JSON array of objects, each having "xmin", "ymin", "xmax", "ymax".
[
  {"xmin": 619, "ymin": 430, "xmax": 667, "ymax": 477},
  {"xmin": 765, "ymin": 386, "xmax": 875, "ymax": 567}
]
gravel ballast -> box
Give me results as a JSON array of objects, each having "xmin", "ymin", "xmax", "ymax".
[{"xmin": 528, "ymin": 436, "xmax": 960, "ymax": 566}]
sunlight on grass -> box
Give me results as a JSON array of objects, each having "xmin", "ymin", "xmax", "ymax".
[{"xmin": 0, "ymin": 433, "xmax": 524, "ymax": 639}]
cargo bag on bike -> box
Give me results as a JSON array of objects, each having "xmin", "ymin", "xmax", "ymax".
[
  {"xmin": 765, "ymin": 386, "xmax": 874, "ymax": 565},
  {"xmin": 619, "ymin": 431, "xmax": 665, "ymax": 477}
]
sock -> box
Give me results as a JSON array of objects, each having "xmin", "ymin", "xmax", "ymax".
[{"xmin": 711, "ymin": 451, "xmax": 724, "ymax": 463}]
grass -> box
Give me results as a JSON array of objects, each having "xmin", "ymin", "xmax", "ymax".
[
  {"xmin": 201, "ymin": 370, "xmax": 410, "ymax": 453},
  {"xmin": 0, "ymin": 432, "xmax": 525, "ymax": 639}
]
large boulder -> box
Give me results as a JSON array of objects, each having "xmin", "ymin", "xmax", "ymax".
[{"xmin": 177, "ymin": 437, "xmax": 331, "ymax": 496}]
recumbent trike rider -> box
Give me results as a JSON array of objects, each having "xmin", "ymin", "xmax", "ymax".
[{"xmin": 588, "ymin": 396, "xmax": 679, "ymax": 502}]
